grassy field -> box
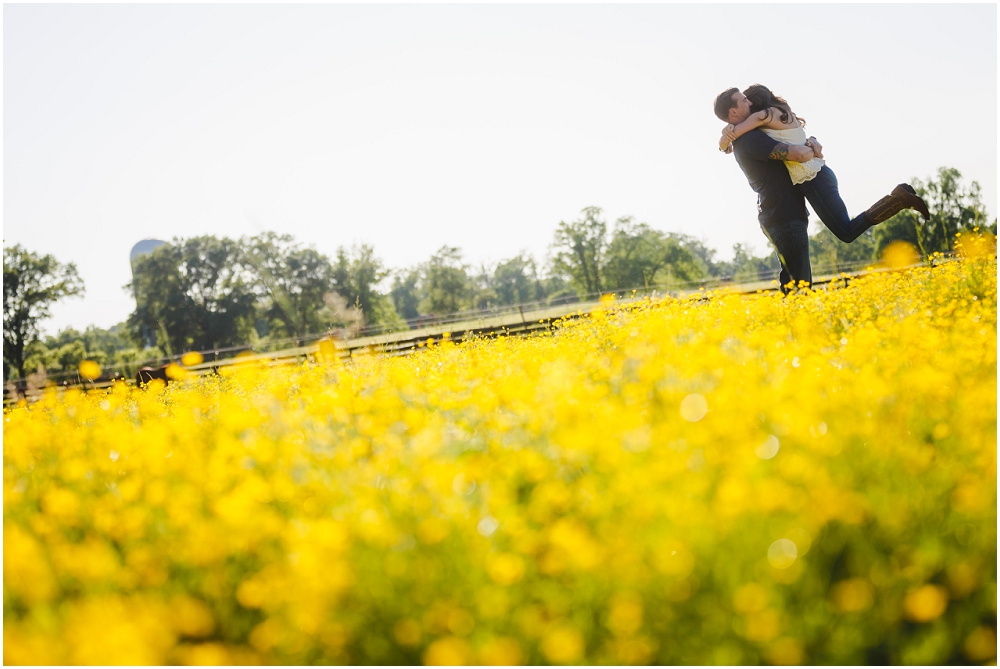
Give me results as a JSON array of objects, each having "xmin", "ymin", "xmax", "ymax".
[{"xmin": 3, "ymin": 236, "xmax": 996, "ymax": 665}]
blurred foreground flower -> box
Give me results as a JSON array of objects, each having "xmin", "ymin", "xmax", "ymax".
[
  {"xmin": 77, "ymin": 360, "xmax": 101, "ymax": 380},
  {"xmin": 180, "ymin": 351, "xmax": 204, "ymax": 367},
  {"xmin": 880, "ymin": 240, "xmax": 920, "ymax": 269}
]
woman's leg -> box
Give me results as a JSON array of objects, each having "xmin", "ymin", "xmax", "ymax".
[{"xmin": 797, "ymin": 166, "xmax": 873, "ymax": 243}]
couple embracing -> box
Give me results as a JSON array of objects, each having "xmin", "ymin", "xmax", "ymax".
[{"xmin": 714, "ymin": 84, "xmax": 929, "ymax": 293}]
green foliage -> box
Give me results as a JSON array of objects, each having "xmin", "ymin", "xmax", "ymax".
[
  {"xmin": 420, "ymin": 246, "xmax": 472, "ymax": 316},
  {"xmin": 873, "ymin": 167, "xmax": 990, "ymax": 258},
  {"xmin": 369, "ymin": 296, "xmax": 406, "ymax": 332},
  {"xmin": 468, "ymin": 254, "xmax": 550, "ymax": 310},
  {"xmin": 669, "ymin": 233, "xmax": 724, "ymax": 278},
  {"xmin": 127, "ymin": 236, "xmax": 258, "ymax": 354},
  {"xmin": 3, "ymin": 245, "xmax": 84, "ymax": 380},
  {"xmin": 491, "ymin": 254, "xmax": 546, "ymax": 306},
  {"xmin": 729, "ymin": 243, "xmax": 781, "ymax": 284},
  {"xmin": 469, "ymin": 263, "xmax": 500, "ymax": 311},
  {"xmin": 20, "ymin": 322, "xmax": 164, "ymax": 380},
  {"xmin": 551, "ymin": 209, "xmax": 713, "ymax": 298},
  {"xmin": 550, "ymin": 206, "xmax": 608, "ymax": 296},
  {"xmin": 244, "ymin": 232, "xmax": 337, "ymax": 338},
  {"xmin": 540, "ymin": 275, "xmax": 574, "ymax": 305},
  {"xmin": 109, "ymin": 346, "xmax": 167, "ymax": 378},
  {"xmin": 390, "ymin": 268, "xmax": 422, "ymax": 321},
  {"xmin": 603, "ymin": 217, "xmax": 706, "ymax": 291},
  {"xmin": 809, "ymin": 226, "xmax": 877, "ymax": 275},
  {"xmin": 331, "ymin": 244, "xmax": 390, "ymax": 328},
  {"xmin": 127, "ymin": 235, "xmax": 399, "ymax": 349}
]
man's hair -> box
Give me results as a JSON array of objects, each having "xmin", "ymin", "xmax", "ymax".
[{"xmin": 713, "ymin": 87, "xmax": 739, "ymax": 121}]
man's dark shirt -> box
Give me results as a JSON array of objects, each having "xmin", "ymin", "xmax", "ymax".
[{"xmin": 732, "ymin": 130, "xmax": 808, "ymax": 228}]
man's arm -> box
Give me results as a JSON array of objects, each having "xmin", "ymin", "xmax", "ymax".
[
  {"xmin": 768, "ymin": 142, "xmax": 815, "ymax": 163},
  {"xmin": 736, "ymin": 130, "xmax": 821, "ymax": 163}
]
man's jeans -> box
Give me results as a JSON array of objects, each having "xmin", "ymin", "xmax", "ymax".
[
  {"xmin": 797, "ymin": 166, "xmax": 873, "ymax": 243},
  {"xmin": 761, "ymin": 219, "xmax": 811, "ymax": 294}
]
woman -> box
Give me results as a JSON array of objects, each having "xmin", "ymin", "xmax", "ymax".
[{"xmin": 719, "ymin": 84, "xmax": 929, "ymax": 243}]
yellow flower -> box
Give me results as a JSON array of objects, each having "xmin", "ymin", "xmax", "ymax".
[
  {"xmin": 78, "ymin": 359, "xmax": 101, "ymax": 380},
  {"xmin": 903, "ymin": 584, "xmax": 949, "ymax": 623},
  {"xmin": 181, "ymin": 351, "xmax": 204, "ymax": 367}
]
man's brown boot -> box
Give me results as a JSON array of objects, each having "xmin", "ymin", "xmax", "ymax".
[{"xmin": 865, "ymin": 183, "xmax": 931, "ymax": 224}]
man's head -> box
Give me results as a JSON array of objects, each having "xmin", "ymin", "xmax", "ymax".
[{"xmin": 713, "ymin": 87, "xmax": 751, "ymax": 124}]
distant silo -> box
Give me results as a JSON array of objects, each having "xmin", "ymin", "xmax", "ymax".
[
  {"xmin": 130, "ymin": 239, "xmax": 167, "ymax": 276},
  {"xmin": 129, "ymin": 239, "xmax": 168, "ymax": 348}
]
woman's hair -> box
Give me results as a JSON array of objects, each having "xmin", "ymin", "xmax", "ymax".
[{"xmin": 743, "ymin": 84, "xmax": 806, "ymax": 127}]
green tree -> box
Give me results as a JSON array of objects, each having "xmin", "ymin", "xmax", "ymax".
[
  {"xmin": 492, "ymin": 254, "xmax": 545, "ymax": 306},
  {"xmin": 729, "ymin": 243, "xmax": 780, "ymax": 284},
  {"xmin": 420, "ymin": 246, "xmax": 471, "ymax": 316},
  {"xmin": 390, "ymin": 267, "xmax": 422, "ymax": 322},
  {"xmin": 22, "ymin": 339, "xmax": 59, "ymax": 377},
  {"xmin": 3, "ymin": 245, "xmax": 84, "ymax": 380},
  {"xmin": 470, "ymin": 263, "xmax": 500, "ymax": 310},
  {"xmin": 551, "ymin": 206, "xmax": 608, "ymax": 297},
  {"xmin": 52, "ymin": 340, "xmax": 89, "ymax": 373},
  {"xmin": 40, "ymin": 329, "xmax": 103, "ymax": 373},
  {"xmin": 21, "ymin": 322, "xmax": 159, "ymax": 380},
  {"xmin": 331, "ymin": 244, "xmax": 391, "ymax": 328},
  {"xmin": 541, "ymin": 275, "xmax": 576, "ymax": 306},
  {"xmin": 809, "ymin": 225, "xmax": 877, "ymax": 275},
  {"xmin": 873, "ymin": 167, "xmax": 991, "ymax": 257},
  {"xmin": 127, "ymin": 236, "xmax": 257, "ymax": 354},
  {"xmin": 244, "ymin": 232, "xmax": 337, "ymax": 338},
  {"xmin": 369, "ymin": 296, "xmax": 405, "ymax": 332},
  {"xmin": 111, "ymin": 346, "xmax": 166, "ymax": 379},
  {"xmin": 603, "ymin": 217, "xmax": 705, "ymax": 291},
  {"xmin": 465, "ymin": 254, "xmax": 551, "ymax": 310},
  {"xmin": 668, "ymin": 233, "xmax": 724, "ymax": 278},
  {"xmin": 79, "ymin": 323, "xmax": 132, "ymax": 360}
]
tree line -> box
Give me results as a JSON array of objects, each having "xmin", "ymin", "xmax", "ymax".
[{"xmin": 4, "ymin": 167, "xmax": 994, "ymax": 383}]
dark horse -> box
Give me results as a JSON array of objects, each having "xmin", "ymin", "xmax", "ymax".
[{"xmin": 135, "ymin": 365, "xmax": 171, "ymax": 388}]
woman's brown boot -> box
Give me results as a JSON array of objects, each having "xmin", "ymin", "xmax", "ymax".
[{"xmin": 865, "ymin": 184, "xmax": 931, "ymax": 224}]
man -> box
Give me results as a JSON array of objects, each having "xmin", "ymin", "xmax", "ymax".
[{"xmin": 713, "ymin": 87, "xmax": 820, "ymax": 293}]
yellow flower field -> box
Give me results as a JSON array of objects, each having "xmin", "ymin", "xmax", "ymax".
[{"xmin": 4, "ymin": 240, "xmax": 997, "ymax": 665}]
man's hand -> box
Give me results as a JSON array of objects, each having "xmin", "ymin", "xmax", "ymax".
[
  {"xmin": 719, "ymin": 131, "xmax": 733, "ymax": 153},
  {"xmin": 805, "ymin": 136, "xmax": 823, "ymax": 159}
]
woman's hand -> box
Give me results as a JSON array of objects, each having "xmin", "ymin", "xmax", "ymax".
[
  {"xmin": 722, "ymin": 124, "xmax": 738, "ymax": 142},
  {"xmin": 806, "ymin": 136, "xmax": 824, "ymax": 159}
]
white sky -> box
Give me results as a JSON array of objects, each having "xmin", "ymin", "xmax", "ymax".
[{"xmin": 4, "ymin": 3, "xmax": 997, "ymax": 335}]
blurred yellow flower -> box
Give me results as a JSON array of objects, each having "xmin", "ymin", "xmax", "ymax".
[
  {"xmin": 422, "ymin": 636, "xmax": 472, "ymax": 665},
  {"xmin": 180, "ymin": 351, "xmax": 204, "ymax": 367},
  {"xmin": 78, "ymin": 359, "xmax": 101, "ymax": 380},
  {"xmin": 903, "ymin": 584, "xmax": 949, "ymax": 623},
  {"xmin": 830, "ymin": 578, "xmax": 875, "ymax": 613},
  {"xmin": 880, "ymin": 240, "xmax": 920, "ymax": 269},
  {"xmin": 164, "ymin": 363, "xmax": 187, "ymax": 380},
  {"xmin": 541, "ymin": 625, "xmax": 584, "ymax": 664}
]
